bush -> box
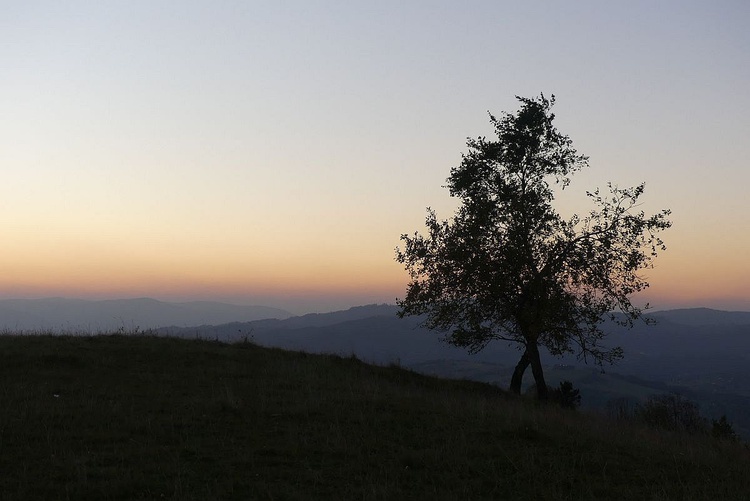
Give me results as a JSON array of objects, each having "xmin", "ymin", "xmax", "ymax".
[
  {"xmin": 712, "ymin": 415, "xmax": 739, "ymax": 442},
  {"xmin": 549, "ymin": 380, "xmax": 581, "ymax": 410},
  {"xmin": 635, "ymin": 393, "xmax": 707, "ymax": 434}
]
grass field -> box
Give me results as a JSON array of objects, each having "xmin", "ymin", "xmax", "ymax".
[{"xmin": 1, "ymin": 334, "xmax": 749, "ymax": 500}]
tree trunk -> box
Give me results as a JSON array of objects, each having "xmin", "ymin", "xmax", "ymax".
[
  {"xmin": 509, "ymin": 348, "xmax": 530, "ymax": 394},
  {"xmin": 527, "ymin": 342, "xmax": 548, "ymax": 400}
]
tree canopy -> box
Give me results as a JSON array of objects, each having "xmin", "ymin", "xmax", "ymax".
[{"xmin": 396, "ymin": 94, "xmax": 671, "ymax": 399}]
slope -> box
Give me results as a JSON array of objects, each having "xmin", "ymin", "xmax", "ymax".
[{"xmin": 0, "ymin": 334, "xmax": 748, "ymax": 500}]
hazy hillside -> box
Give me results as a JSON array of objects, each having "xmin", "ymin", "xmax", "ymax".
[
  {"xmin": 159, "ymin": 304, "xmax": 523, "ymax": 367},
  {"xmin": 0, "ymin": 297, "xmax": 292, "ymax": 332},
  {"xmin": 160, "ymin": 306, "xmax": 750, "ymax": 376},
  {"xmin": 651, "ymin": 308, "xmax": 750, "ymax": 326},
  {"xmin": 161, "ymin": 305, "xmax": 750, "ymax": 436}
]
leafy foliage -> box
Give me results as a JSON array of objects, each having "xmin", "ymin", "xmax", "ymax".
[
  {"xmin": 712, "ymin": 415, "xmax": 740, "ymax": 441},
  {"xmin": 396, "ymin": 94, "xmax": 671, "ymax": 398},
  {"xmin": 549, "ymin": 380, "xmax": 582, "ymax": 410}
]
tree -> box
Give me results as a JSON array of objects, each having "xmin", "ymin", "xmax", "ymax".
[
  {"xmin": 550, "ymin": 380, "xmax": 581, "ymax": 410},
  {"xmin": 396, "ymin": 94, "xmax": 671, "ymax": 400},
  {"xmin": 711, "ymin": 415, "xmax": 739, "ymax": 442}
]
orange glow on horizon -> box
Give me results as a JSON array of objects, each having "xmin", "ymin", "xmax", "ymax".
[{"xmin": 1, "ymin": 218, "xmax": 748, "ymax": 312}]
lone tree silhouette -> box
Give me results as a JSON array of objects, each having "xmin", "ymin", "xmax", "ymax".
[{"xmin": 396, "ymin": 94, "xmax": 671, "ymax": 400}]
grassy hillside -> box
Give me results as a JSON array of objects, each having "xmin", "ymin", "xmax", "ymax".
[{"xmin": 1, "ymin": 334, "xmax": 749, "ymax": 500}]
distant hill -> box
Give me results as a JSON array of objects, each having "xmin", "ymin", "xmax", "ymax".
[
  {"xmin": 650, "ymin": 308, "xmax": 750, "ymax": 326},
  {"xmin": 158, "ymin": 303, "xmax": 523, "ymax": 367},
  {"xmin": 160, "ymin": 304, "xmax": 750, "ymax": 436},
  {"xmin": 0, "ymin": 297, "xmax": 292, "ymax": 332},
  {"xmin": 160, "ymin": 305, "xmax": 750, "ymax": 374}
]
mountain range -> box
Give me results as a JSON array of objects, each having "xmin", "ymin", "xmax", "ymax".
[{"xmin": 0, "ymin": 297, "xmax": 292, "ymax": 332}]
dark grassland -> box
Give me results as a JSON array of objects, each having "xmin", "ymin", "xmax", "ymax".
[{"xmin": 1, "ymin": 335, "xmax": 748, "ymax": 500}]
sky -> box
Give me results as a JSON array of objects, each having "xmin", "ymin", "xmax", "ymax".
[{"xmin": 1, "ymin": 1, "xmax": 749, "ymax": 314}]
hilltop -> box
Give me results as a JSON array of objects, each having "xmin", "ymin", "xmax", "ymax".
[{"xmin": 1, "ymin": 334, "xmax": 748, "ymax": 500}]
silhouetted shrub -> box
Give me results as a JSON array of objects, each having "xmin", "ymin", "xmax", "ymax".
[
  {"xmin": 712, "ymin": 415, "xmax": 739, "ymax": 441},
  {"xmin": 636, "ymin": 394, "xmax": 707, "ymax": 434},
  {"xmin": 549, "ymin": 380, "xmax": 581, "ymax": 410}
]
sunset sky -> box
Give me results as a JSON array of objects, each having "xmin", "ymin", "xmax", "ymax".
[{"xmin": 2, "ymin": 1, "xmax": 749, "ymax": 314}]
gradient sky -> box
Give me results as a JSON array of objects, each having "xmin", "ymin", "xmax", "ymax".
[{"xmin": 2, "ymin": 1, "xmax": 749, "ymax": 314}]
